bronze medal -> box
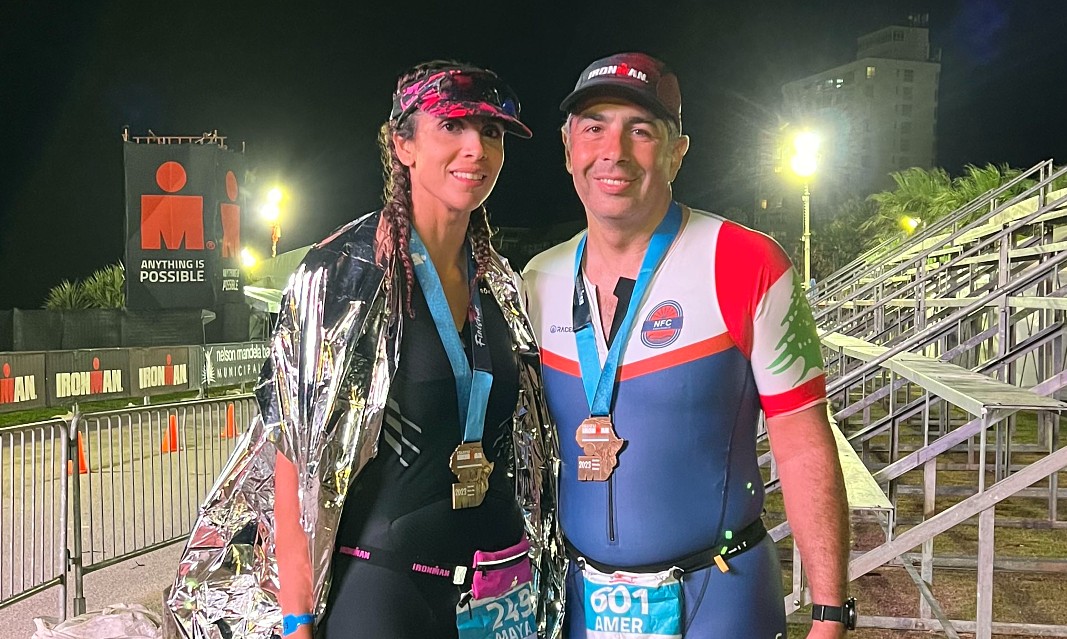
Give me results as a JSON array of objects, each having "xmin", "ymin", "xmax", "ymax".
[
  {"xmin": 450, "ymin": 442, "xmax": 494, "ymax": 509},
  {"xmin": 575, "ymin": 416, "xmax": 625, "ymax": 482}
]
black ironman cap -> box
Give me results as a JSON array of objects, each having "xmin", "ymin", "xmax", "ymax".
[{"xmin": 560, "ymin": 52, "xmax": 681, "ymax": 130}]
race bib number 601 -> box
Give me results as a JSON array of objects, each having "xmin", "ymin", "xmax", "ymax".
[{"xmin": 582, "ymin": 565, "xmax": 683, "ymax": 639}]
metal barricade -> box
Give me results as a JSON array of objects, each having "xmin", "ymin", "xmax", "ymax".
[
  {"xmin": 70, "ymin": 396, "xmax": 258, "ymax": 613},
  {"xmin": 0, "ymin": 419, "xmax": 69, "ymax": 618},
  {"xmin": 0, "ymin": 395, "xmax": 259, "ymax": 619}
]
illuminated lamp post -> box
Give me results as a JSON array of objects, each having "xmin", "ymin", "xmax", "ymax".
[
  {"xmin": 790, "ymin": 131, "xmax": 820, "ymax": 290},
  {"xmin": 261, "ymin": 187, "xmax": 284, "ymax": 258}
]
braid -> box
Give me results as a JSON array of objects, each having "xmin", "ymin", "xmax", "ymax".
[
  {"xmin": 378, "ymin": 60, "xmax": 503, "ymax": 315},
  {"xmin": 377, "ymin": 120, "xmax": 417, "ymax": 316},
  {"xmin": 378, "ymin": 60, "xmax": 473, "ymax": 316},
  {"xmin": 467, "ymin": 206, "xmax": 494, "ymax": 283}
]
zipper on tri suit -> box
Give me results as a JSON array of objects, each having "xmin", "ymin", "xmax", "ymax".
[{"xmin": 607, "ymin": 475, "xmax": 616, "ymax": 543}]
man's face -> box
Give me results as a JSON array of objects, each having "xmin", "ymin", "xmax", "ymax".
[{"xmin": 563, "ymin": 98, "xmax": 688, "ymax": 229}]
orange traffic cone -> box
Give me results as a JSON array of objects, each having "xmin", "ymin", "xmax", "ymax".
[
  {"xmin": 161, "ymin": 414, "xmax": 180, "ymax": 453},
  {"xmin": 67, "ymin": 432, "xmax": 88, "ymax": 475},
  {"xmin": 221, "ymin": 403, "xmax": 237, "ymax": 439}
]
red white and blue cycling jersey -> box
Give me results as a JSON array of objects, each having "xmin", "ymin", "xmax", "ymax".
[{"xmin": 523, "ymin": 207, "xmax": 826, "ymax": 568}]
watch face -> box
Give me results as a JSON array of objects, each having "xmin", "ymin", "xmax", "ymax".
[{"xmin": 845, "ymin": 597, "xmax": 857, "ymax": 630}]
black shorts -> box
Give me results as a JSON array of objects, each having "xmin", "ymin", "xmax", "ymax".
[{"xmin": 316, "ymin": 553, "xmax": 463, "ymax": 639}]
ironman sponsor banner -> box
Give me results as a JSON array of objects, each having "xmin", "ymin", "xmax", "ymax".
[
  {"xmin": 0, "ymin": 352, "xmax": 47, "ymax": 412},
  {"xmin": 130, "ymin": 347, "xmax": 197, "ymax": 397},
  {"xmin": 45, "ymin": 349, "xmax": 130, "ymax": 405},
  {"xmin": 214, "ymin": 150, "xmax": 246, "ymax": 303},
  {"xmin": 124, "ymin": 143, "xmax": 246, "ymax": 310},
  {"xmin": 203, "ymin": 341, "xmax": 268, "ymax": 388}
]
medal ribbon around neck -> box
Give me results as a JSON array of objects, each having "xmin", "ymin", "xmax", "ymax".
[
  {"xmin": 410, "ymin": 229, "xmax": 493, "ymax": 444},
  {"xmin": 571, "ymin": 201, "xmax": 683, "ymax": 416}
]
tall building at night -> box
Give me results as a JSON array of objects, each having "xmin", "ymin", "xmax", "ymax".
[{"xmin": 756, "ymin": 17, "xmax": 940, "ymax": 240}]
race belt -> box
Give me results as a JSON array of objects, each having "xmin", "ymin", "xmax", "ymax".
[{"xmin": 565, "ymin": 517, "xmax": 767, "ymax": 575}]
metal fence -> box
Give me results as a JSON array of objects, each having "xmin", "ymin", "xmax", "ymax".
[
  {"xmin": 0, "ymin": 419, "xmax": 69, "ymax": 614},
  {"xmin": 0, "ymin": 394, "xmax": 258, "ymax": 619}
]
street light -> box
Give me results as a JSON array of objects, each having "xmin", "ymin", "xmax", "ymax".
[
  {"xmin": 260, "ymin": 187, "xmax": 284, "ymax": 258},
  {"xmin": 240, "ymin": 247, "xmax": 258, "ymax": 269},
  {"xmin": 790, "ymin": 131, "xmax": 820, "ymax": 290}
]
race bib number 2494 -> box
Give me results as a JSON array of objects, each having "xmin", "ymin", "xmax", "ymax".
[{"xmin": 457, "ymin": 581, "xmax": 536, "ymax": 639}]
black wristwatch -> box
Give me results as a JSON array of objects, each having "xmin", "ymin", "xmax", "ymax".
[{"xmin": 811, "ymin": 597, "xmax": 857, "ymax": 630}]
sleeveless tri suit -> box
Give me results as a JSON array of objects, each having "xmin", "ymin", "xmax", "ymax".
[{"xmin": 523, "ymin": 205, "xmax": 826, "ymax": 637}]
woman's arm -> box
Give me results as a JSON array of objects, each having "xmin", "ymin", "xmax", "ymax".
[{"xmin": 275, "ymin": 451, "xmax": 315, "ymax": 639}]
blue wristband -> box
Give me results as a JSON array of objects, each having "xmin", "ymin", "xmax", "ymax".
[{"xmin": 282, "ymin": 613, "xmax": 315, "ymax": 636}]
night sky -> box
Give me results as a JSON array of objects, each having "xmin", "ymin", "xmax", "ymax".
[{"xmin": 2, "ymin": 0, "xmax": 1065, "ymax": 309}]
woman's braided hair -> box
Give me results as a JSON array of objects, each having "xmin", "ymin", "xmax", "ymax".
[{"xmin": 376, "ymin": 60, "xmax": 496, "ymax": 317}]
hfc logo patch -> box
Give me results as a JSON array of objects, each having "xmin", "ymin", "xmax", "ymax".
[{"xmin": 641, "ymin": 301, "xmax": 684, "ymax": 348}]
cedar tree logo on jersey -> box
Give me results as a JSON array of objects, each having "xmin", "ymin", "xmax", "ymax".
[
  {"xmin": 769, "ymin": 272, "xmax": 823, "ymax": 382},
  {"xmin": 641, "ymin": 301, "xmax": 684, "ymax": 348}
]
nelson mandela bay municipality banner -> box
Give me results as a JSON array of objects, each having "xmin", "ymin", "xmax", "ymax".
[{"xmin": 203, "ymin": 341, "xmax": 268, "ymax": 387}]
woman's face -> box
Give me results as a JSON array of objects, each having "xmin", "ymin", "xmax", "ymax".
[{"xmin": 395, "ymin": 112, "xmax": 506, "ymax": 216}]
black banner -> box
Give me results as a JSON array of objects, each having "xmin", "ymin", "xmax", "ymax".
[
  {"xmin": 124, "ymin": 144, "xmax": 247, "ymax": 310},
  {"xmin": 202, "ymin": 341, "xmax": 268, "ymax": 388},
  {"xmin": 45, "ymin": 349, "xmax": 131, "ymax": 405},
  {"xmin": 130, "ymin": 347, "xmax": 195, "ymax": 397},
  {"xmin": 0, "ymin": 352, "xmax": 48, "ymax": 412},
  {"xmin": 214, "ymin": 152, "xmax": 247, "ymax": 303}
]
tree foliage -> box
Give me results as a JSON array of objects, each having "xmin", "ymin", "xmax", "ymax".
[
  {"xmin": 810, "ymin": 198, "xmax": 879, "ymax": 279},
  {"xmin": 43, "ymin": 280, "xmax": 91, "ymax": 310},
  {"xmin": 43, "ymin": 263, "xmax": 125, "ymax": 310},
  {"xmin": 82, "ymin": 264, "xmax": 125, "ymax": 309},
  {"xmin": 808, "ymin": 163, "xmax": 1065, "ymax": 281},
  {"xmin": 862, "ymin": 166, "xmax": 952, "ymax": 240}
]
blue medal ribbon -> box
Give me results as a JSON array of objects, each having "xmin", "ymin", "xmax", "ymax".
[
  {"xmin": 571, "ymin": 202, "xmax": 683, "ymax": 416},
  {"xmin": 410, "ymin": 229, "xmax": 493, "ymax": 444}
]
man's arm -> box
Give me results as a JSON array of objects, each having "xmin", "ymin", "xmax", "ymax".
[{"xmin": 766, "ymin": 403, "xmax": 850, "ymax": 638}]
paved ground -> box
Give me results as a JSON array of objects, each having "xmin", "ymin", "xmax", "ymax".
[
  {"xmin": 0, "ymin": 542, "xmax": 181, "ymax": 638},
  {"xmin": 0, "ymin": 400, "xmax": 251, "ymax": 638}
]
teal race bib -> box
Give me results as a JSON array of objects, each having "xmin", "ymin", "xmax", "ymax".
[
  {"xmin": 457, "ymin": 581, "xmax": 536, "ymax": 639},
  {"xmin": 582, "ymin": 564, "xmax": 683, "ymax": 639}
]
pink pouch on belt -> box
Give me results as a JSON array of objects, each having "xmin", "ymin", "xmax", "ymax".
[{"xmin": 471, "ymin": 537, "xmax": 533, "ymax": 600}]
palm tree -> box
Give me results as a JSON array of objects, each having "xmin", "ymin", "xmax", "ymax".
[
  {"xmin": 82, "ymin": 263, "xmax": 125, "ymax": 309},
  {"xmin": 863, "ymin": 167, "xmax": 953, "ymax": 244},
  {"xmin": 940, "ymin": 164, "xmax": 1027, "ymax": 225},
  {"xmin": 44, "ymin": 280, "xmax": 91, "ymax": 310},
  {"xmin": 1051, "ymin": 165, "xmax": 1067, "ymax": 192},
  {"xmin": 43, "ymin": 263, "xmax": 125, "ymax": 310}
]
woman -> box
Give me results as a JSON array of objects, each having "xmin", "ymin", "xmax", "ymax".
[{"xmin": 164, "ymin": 62, "xmax": 565, "ymax": 639}]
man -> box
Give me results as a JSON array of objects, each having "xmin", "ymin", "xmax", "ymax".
[{"xmin": 523, "ymin": 52, "xmax": 852, "ymax": 638}]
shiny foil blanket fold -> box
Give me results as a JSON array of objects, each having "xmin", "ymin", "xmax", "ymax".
[{"xmin": 163, "ymin": 211, "xmax": 565, "ymax": 638}]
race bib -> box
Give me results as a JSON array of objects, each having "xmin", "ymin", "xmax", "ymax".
[
  {"xmin": 457, "ymin": 581, "xmax": 536, "ymax": 639},
  {"xmin": 582, "ymin": 564, "xmax": 683, "ymax": 639}
]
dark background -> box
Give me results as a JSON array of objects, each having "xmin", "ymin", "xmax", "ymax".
[{"xmin": 2, "ymin": 0, "xmax": 1065, "ymax": 309}]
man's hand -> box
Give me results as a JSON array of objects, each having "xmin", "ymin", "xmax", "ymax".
[{"xmin": 807, "ymin": 620, "xmax": 848, "ymax": 638}]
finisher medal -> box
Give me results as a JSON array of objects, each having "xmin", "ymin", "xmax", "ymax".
[
  {"xmin": 571, "ymin": 203, "xmax": 683, "ymax": 485},
  {"xmin": 410, "ymin": 230, "xmax": 497, "ymax": 512},
  {"xmin": 451, "ymin": 442, "xmax": 494, "ymax": 509},
  {"xmin": 575, "ymin": 416, "xmax": 625, "ymax": 482}
]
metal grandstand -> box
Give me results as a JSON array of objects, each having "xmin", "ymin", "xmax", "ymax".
[{"xmin": 778, "ymin": 159, "xmax": 1067, "ymax": 638}]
